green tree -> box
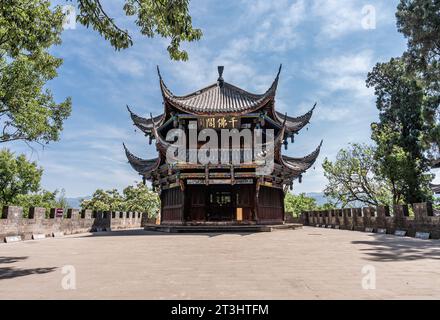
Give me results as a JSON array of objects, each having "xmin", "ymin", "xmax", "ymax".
[
  {"xmin": 367, "ymin": 58, "xmax": 434, "ymax": 204},
  {"xmin": 14, "ymin": 190, "xmax": 68, "ymax": 217},
  {"xmin": 0, "ymin": 149, "xmax": 69, "ymax": 215},
  {"xmin": 122, "ymin": 182, "xmax": 160, "ymax": 217},
  {"xmin": 322, "ymin": 144, "xmax": 393, "ymax": 207},
  {"xmin": 71, "ymin": 0, "xmax": 202, "ymax": 61},
  {"xmin": 320, "ymin": 203, "xmax": 336, "ymax": 210},
  {"xmin": 0, "ymin": 149, "xmax": 43, "ymax": 204},
  {"xmin": 81, "ymin": 189, "xmax": 124, "ymax": 212},
  {"xmin": 0, "ymin": 0, "xmax": 72, "ymax": 144},
  {"xmin": 284, "ymin": 193, "xmax": 318, "ymax": 218},
  {"xmin": 396, "ymin": 0, "xmax": 440, "ymax": 154},
  {"xmin": 81, "ymin": 183, "xmax": 160, "ymax": 217}
]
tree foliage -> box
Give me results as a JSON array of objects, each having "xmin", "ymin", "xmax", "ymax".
[
  {"xmin": 0, "ymin": 149, "xmax": 42, "ymax": 204},
  {"xmin": 14, "ymin": 190, "xmax": 68, "ymax": 217},
  {"xmin": 80, "ymin": 189, "xmax": 124, "ymax": 212},
  {"xmin": 72, "ymin": 0, "xmax": 202, "ymax": 61},
  {"xmin": 367, "ymin": 58, "xmax": 434, "ymax": 204},
  {"xmin": 322, "ymin": 144, "xmax": 393, "ymax": 207},
  {"xmin": 0, "ymin": 149, "xmax": 66, "ymax": 215},
  {"xmin": 81, "ymin": 182, "xmax": 160, "ymax": 217},
  {"xmin": 122, "ymin": 183, "xmax": 160, "ymax": 215},
  {"xmin": 0, "ymin": 0, "xmax": 72, "ymax": 144},
  {"xmin": 396, "ymin": 0, "xmax": 440, "ymax": 154},
  {"xmin": 284, "ymin": 193, "xmax": 319, "ymax": 217}
]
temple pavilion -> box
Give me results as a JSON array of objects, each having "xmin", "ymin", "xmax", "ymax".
[{"xmin": 124, "ymin": 66, "xmax": 322, "ymax": 225}]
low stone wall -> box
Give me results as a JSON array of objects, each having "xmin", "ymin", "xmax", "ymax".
[
  {"xmin": 302, "ymin": 203, "xmax": 440, "ymax": 239},
  {"xmin": 0, "ymin": 206, "xmax": 156, "ymax": 243}
]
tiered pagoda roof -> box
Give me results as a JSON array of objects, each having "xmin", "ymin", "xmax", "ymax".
[
  {"xmin": 124, "ymin": 66, "xmax": 321, "ymax": 189},
  {"xmin": 158, "ymin": 66, "xmax": 280, "ymax": 115}
]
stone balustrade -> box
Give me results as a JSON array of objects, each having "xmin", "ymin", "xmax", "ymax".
[
  {"xmin": 302, "ymin": 203, "xmax": 440, "ymax": 239},
  {"xmin": 0, "ymin": 206, "xmax": 156, "ymax": 243}
]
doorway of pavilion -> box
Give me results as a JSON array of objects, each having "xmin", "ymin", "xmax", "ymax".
[
  {"xmin": 185, "ymin": 184, "xmax": 256, "ymax": 223},
  {"xmin": 206, "ymin": 186, "xmax": 235, "ymax": 222}
]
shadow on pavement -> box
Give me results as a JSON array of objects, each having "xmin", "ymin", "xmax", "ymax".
[
  {"xmin": 0, "ymin": 256, "xmax": 28, "ymax": 264},
  {"xmin": 0, "ymin": 256, "xmax": 56, "ymax": 280},
  {"xmin": 352, "ymin": 234, "xmax": 440, "ymax": 262},
  {"xmin": 0, "ymin": 267, "xmax": 57, "ymax": 280}
]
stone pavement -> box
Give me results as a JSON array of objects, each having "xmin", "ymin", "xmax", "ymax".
[{"xmin": 0, "ymin": 227, "xmax": 439, "ymax": 299}]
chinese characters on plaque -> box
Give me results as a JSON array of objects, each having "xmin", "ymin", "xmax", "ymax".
[{"xmin": 198, "ymin": 116, "xmax": 241, "ymax": 129}]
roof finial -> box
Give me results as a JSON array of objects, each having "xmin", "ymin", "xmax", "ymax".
[
  {"xmin": 217, "ymin": 66, "xmax": 224, "ymax": 87},
  {"xmin": 277, "ymin": 64, "xmax": 283, "ymax": 79},
  {"xmin": 156, "ymin": 65, "xmax": 162, "ymax": 80}
]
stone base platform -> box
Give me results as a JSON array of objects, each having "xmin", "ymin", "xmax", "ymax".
[{"xmin": 144, "ymin": 223, "xmax": 303, "ymax": 233}]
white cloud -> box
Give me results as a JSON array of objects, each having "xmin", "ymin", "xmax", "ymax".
[
  {"xmin": 241, "ymin": 0, "xmax": 306, "ymax": 53},
  {"xmin": 314, "ymin": 105, "xmax": 352, "ymax": 122},
  {"xmin": 311, "ymin": 50, "xmax": 375, "ymax": 98},
  {"xmin": 310, "ymin": 0, "xmax": 395, "ymax": 41},
  {"xmin": 311, "ymin": 0, "xmax": 364, "ymax": 39}
]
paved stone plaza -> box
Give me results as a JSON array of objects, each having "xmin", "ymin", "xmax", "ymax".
[{"xmin": 1, "ymin": 227, "xmax": 439, "ymax": 299}]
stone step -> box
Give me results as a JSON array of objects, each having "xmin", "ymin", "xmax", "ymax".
[{"xmin": 144, "ymin": 224, "xmax": 302, "ymax": 233}]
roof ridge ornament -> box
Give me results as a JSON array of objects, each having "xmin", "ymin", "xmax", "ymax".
[
  {"xmin": 277, "ymin": 64, "xmax": 282, "ymax": 80},
  {"xmin": 156, "ymin": 65, "xmax": 162, "ymax": 80},
  {"xmin": 217, "ymin": 66, "xmax": 224, "ymax": 88}
]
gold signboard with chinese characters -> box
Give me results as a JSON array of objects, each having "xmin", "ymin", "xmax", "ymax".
[{"xmin": 198, "ymin": 116, "xmax": 241, "ymax": 129}]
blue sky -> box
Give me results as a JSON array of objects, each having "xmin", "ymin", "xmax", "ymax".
[{"xmin": 4, "ymin": 0, "xmax": 439, "ymax": 197}]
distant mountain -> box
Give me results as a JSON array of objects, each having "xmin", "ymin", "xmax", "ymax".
[
  {"xmin": 304, "ymin": 192, "xmax": 368, "ymax": 208},
  {"xmin": 304, "ymin": 192, "xmax": 328, "ymax": 206},
  {"xmin": 65, "ymin": 196, "xmax": 90, "ymax": 209}
]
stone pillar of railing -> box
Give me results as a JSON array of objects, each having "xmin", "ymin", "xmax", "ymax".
[
  {"xmin": 342, "ymin": 208, "xmax": 352, "ymax": 229},
  {"xmin": 300, "ymin": 212, "xmax": 308, "ymax": 225},
  {"xmin": 362, "ymin": 207, "xmax": 370, "ymax": 228},
  {"xmin": 1, "ymin": 206, "xmax": 23, "ymax": 238},
  {"xmin": 327, "ymin": 210, "xmax": 333, "ymax": 225},
  {"xmin": 309, "ymin": 211, "xmax": 315, "ymax": 225},
  {"xmin": 308, "ymin": 211, "xmax": 313, "ymax": 225},
  {"xmin": 413, "ymin": 202, "xmax": 433, "ymax": 220},
  {"xmin": 362, "ymin": 207, "xmax": 376, "ymax": 229},
  {"xmin": 393, "ymin": 204, "xmax": 409, "ymax": 229},
  {"xmin": 2, "ymin": 206, "xmax": 23, "ymax": 221},
  {"xmin": 29, "ymin": 207, "xmax": 46, "ymax": 221},
  {"xmin": 376, "ymin": 206, "xmax": 389, "ymax": 229},
  {"xmin": 325, "ymin": 210, "xmax": 331, "ymax": 225},
  {"xmin": 67, "ymin": 209, "xmax": 80, "ymax": 219},
  {"xmin": 81, "ymin": 209, "xmax": 92, "ymax": 219},
  {"xmin": 352, "ymin": 208, "xmax": 363, "ymax": 231},
  {"xmin": 332, "ymin": 210, "xmax": 336, "ymax": 225},
  {"xmin": 334, "ymin": 209, "xmax": 342, "ymax": 227}
]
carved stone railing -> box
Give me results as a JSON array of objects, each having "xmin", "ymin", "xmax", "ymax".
[
  {"xmin": 301, "ymin": 202, "xmax": 440, "ymax": 239},
  {"xmin": 0, "ymin": 206, "xmax": 155, "ymax": 243}
]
